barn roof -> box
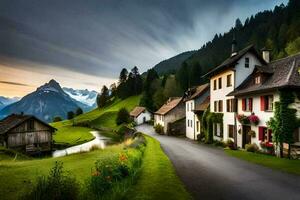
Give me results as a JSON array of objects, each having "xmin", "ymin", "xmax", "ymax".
[
  {"xmin": 228, "ymin": 52, "xmax": 300, "ymax": 97},
  {"xmin": 130, "ymin": 106, "xmax": 146, "ymax": 117},
  {"xmin": 0, "ymin": 114, "xmax": 56, "ymax": 134},
  {"xmin": 184, "ymin": 83, "xmax": 209, "ymax": 102},
  {"xmin": 155, "ymin": 97, "xmax": 183, "ymax": 115},
  {"xmin": 193, "ymin": 96, "xmax": 210, "ymax": 113}
]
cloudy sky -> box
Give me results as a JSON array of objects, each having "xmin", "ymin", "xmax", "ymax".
[{"xmin": 0, "ymin": 0, "xmax": 287, "ymax": 97}]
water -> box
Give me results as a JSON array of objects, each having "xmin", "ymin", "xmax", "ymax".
[{"xmin": 52, "ymin": 131, "xmax": 110, "ymax": 157}]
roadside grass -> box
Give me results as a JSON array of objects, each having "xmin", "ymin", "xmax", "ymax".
[
  {"xmin": 53, "ymin": 126, "xmax": 95, "ymax": 147},
  {"xmin": 125, "ymin": 135, "xmax": 191, "ymax": 200},
  {"xmin": 0, "ymin": 144, "xmax": 126, "ymax": 200},
  {"xmin": 225, "ymin": 149, "xmax": 300, "ymax": 175}
]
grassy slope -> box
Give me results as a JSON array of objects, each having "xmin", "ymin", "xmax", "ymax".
[
  {"xmin": 51, "ymin": 95, "xmax": 141, "ymax": 145},
  {"xmin": 126, "ymin": 136, "xmax": 191, "ymax": 200},
  {"xmin": 0, "ymin": 145, "xmax": 125, "ymax": 200},
  {"xmin": 226, "ymin": 150, "xmax": 300, "ymax": 175}
]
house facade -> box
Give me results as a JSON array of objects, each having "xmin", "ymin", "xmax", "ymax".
[
  {"xmin": 205, "ymin": 43, "xmax": 267, "ymax": 144},
  {"xmin": 130, "ymin": 106, "xmax": 151, "ymax": 125},
  {"xmin": 154, "ymin": 97, "xmax": 185, "ymax": 134},
  {"xmin": 0, "ymin": 114, "xmax": 56, "ymax": 153},
  {"xmin": 184, "ymin": 83, "xmax": 210, "ymax": 140}
]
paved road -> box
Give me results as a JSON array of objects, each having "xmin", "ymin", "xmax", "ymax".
[{"xmin": 136, "ymin": 124, "xmax": 300, "ymax": 200}]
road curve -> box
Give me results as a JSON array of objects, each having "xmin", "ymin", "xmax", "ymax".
[{"xmin": 136, "ymin": 124, "xmax": 300, "ymax": 200}]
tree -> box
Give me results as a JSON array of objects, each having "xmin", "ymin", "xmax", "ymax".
[
  {"xmin": 97, "ymin": 85, "xmax": 109, "ymax": 108},
  {"xmin": 175, "ymin": 61, "xmax": 190, "ymax": 91},
  {"xmin": 285, "ymin": 37, "xmax": 300, "ymax": 56},
  {"xmin": 116, "ymin": 108, "xmax": 130, "ymax": 125},
  {"xmin": 163, "ymin": 76, "xmax": 182, "ymax": 98},
  {"xmin": 76, "ymin": 108, "xmax": 83, "ymax": 116},
  {"xmin": 119, "ymin": 68, "xmax": 128, "ymax": 84},
  {"xmin": 190, "ymin": 62, "xmax": 203, "ymax": 86},
  {"xmin": 53, "ymin": 116, "xmax": 62, "ymax": 122},
  {"xmin": 67, "ymin": 111, "xmax": 75, "ymax": 120},
  {"xmin": 110, "ymin": 83, "xmax": 117, "ymax": 97},
  {"xmin": 235, "ymin": 18, "xmax": 243, "ymax": 30},
  {"xmin": 140, "ymin": 69, "xmax": 159, "ymax": 111}
]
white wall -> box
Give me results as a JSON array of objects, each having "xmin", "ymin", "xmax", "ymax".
[
  {"xmin": 134, "ymin": 111, "xmax": 151, "ymax": 125},
  {"xmin": 186, "ymin": 99, "xmax": 195, "ymax": 140},
  {"xmin": 154, "ymin": 114, "xmax": 164, "ymax": 127}
]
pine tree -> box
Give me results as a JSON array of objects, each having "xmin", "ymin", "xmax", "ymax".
[{"xmin": 97, "ymin": 85, "xmax": 109, "ymax": 108}]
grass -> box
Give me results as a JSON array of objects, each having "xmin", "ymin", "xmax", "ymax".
[
  {"xmin": 225, "ymin": 149, "xmax": 300, "ymax": 175},
  {"xmin": 53, "ymin": 126, "xmax": 95, "ymax": 147},
  {"xmin": 90, "ymin": 111, "xmax": 118, "ymax": 129},
  {"xmin": 125, "ymin": 136, "xmax": 191, "ymax": 200},
  {"xmin": 0, "ymin": 144, "xmax": 127, "ymax": 200}
]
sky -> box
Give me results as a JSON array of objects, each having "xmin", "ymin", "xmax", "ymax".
[{"xmin": 0, "ymin": 0, "xmax": 288, "ymax": 97}]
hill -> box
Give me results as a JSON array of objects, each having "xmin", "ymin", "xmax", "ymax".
[{"xmin": 152, "ymin": 50, "xmax": 196, "ymax": 75}]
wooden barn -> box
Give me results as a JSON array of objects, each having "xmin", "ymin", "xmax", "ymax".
[{"xmin": 0, "ymin": 114, "xmax": 56, "ymax": 154}]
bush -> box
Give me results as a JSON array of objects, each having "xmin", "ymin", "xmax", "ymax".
[
  {"xmin": 76, "ymin": 108, "xmax": 83, "ymax": 116},
  {"xmin": 117, "ymin": 125, "xmax": 135, "ymax": 138},
  {"xmin": 226, "ymin": 139, "xmax": 237, "ymax": 150},
  {"xmin": 23, "ymin": 161, "xmax": 80, "ymax": 200},
  {"xmin": 67, "ymin": 111, "xmax": 75, "ymax": 120},
  {"xmin": 116, "ymin": 108, "xmax": 131, "ymax": 125},
  {"xmin": 245, "ymin": 143, "xmax": 259, "ymax": 152},
  {"xmin": 53, "ymin": 116, "xmax": 62, "ymax": 122},
  {"xmin": 154, "ymin": 124, "xmax": 164, "ymax": 134},
  {"xmin": 214, "ymin": 140, "xmax": 226, "ymax": 147}
]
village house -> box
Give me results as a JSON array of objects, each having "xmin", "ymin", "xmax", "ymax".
[
  {"xmin": 130, "ymin": 106, "xmax": 152, "ymax": 125},
  {"xmin": 154, "ymin": 97, "xmax": 185, "ymax": 134},
  {"xmin": 184, "ymin": 83, "xmax": 210, "ymax": 140},
  {"xmin": 0, "ymin": 114, "xmax": 56, "ymax": 154},
  {"xmin": 205, "ymin": 39, "xmax": 300, "ymax": 150}
]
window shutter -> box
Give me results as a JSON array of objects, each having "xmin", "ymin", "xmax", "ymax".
[
  {"xmin": 249, "ymin": 98, "xmax": 253, "ymax": 111},
  {"xmin": 268, "ymin": 129, "xmax": 273, "ymax": 142},
  {"xmin": 234, "ymin": 99, "xmax": 238, "ymax": 112},
  {"xmin": 242, "ymin": 99, "xmax": 246, "ymax": 111},
  {"xmin": 260, "ymin": 96, "xmax": 265, "ymax": 111},
  {"xmin": 258, "ymin": 127, "xmax": 264, "ymax": 140}
]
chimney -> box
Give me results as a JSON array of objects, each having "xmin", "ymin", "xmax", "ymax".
[
  {"xmin": 261, "ymin": 48, "xmax": 270, "ymax": 63},
  {"xmin": 231, "ymin": 33, "xmax": 237, "ymax": 57}
]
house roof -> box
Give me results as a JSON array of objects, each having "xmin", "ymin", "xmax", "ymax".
[
  {"xmin": 203, "ymin": 45, "xmax": 267, "ymax": 78},
  {"xmin": 193, "ymin": 96, "xmax": 210, "ymax": 113},
  {"xmin": 155, "ymin": 97, "xmax": 183, "ymax": 115},
  {"xmin": 0, "ymin": 114, "xmax": 56, "ymax": 135},
  {"xmin": 228, "ymin": 52, "xmax": 300, "ymax": 97},
  {"xmin": 130, "ymin": 106, "xmax": 146, "ymax": 117},
  {"xmin": 184, "ymin": 83, "xmax": 210, "ymax": 102}
]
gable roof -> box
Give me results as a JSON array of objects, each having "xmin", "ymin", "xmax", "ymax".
[
  {"xmin": 203, "ymin": 45, "xmax": 267, "ymax": 78},
  {"xmin": 193, "ymin": 96, "xmax": 210, "ymax": 113},
  {"xmin": 0, "ymin": 114, "xmax": 56, "ymax": 135},
  {"xmin": 130, "ymin": 106, "xmax": 146, "ymax": 117},
  {"xmin": 228, "ymin": 52, "xmax": 300, "ymax": 97},
  {"xmin": 155, "ymin": 97, "xmax": 183, "ymax": 115},
  {"xmin": 184, "ymin": 83, "xmax": 210, "ymax": 102}
]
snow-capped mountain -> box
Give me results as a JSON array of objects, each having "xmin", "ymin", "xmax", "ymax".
[
  {"xmin": 0, "ymin": 80, "xmax": 80, "ymax": 122},
  {"xmin": 63, "ymin": 87, "xmax": 97, "ymax": 108},
  {"xmin": 0, "ymin": 96, "xmax": 20, "ymax": 110}
]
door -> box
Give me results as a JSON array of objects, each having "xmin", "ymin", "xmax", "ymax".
[
  {"xmin": 242, "ymin": 125, "xmax": 251, "ymax": 148},
  {"xmin": 143, "ymin": 117, "xmax": 146, "ymax": 123},
  {"xmin": 26, "ymin": 132, "xmax": 35, "ymax": 145}
]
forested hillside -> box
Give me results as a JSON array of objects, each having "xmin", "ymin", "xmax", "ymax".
[{"xmin": 153, "ymin": 0, "xmax": 300, "ymax": 91}]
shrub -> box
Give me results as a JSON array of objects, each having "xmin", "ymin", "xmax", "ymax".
[
  {"xmin": 67, "ymin": 111, "xmax": 75, "ymax": 120},
  {"xmin": 73, "ymin": 121, "xmax": 91, "ymax": 127},
  {"xmin": 245, "ymin": 143, "xmax": 259, "ymax": 152},
  {"xmin": 226, "ymin": 139, "xmax": 237, "ymax": 150},
  {"xmin": 23, "ymin": 161, "xmax": 80, "ymax": 200},
  {"xmin": 116, "ymin": 108, "xmax": 131, "ymax": 125},
  {"xmin": 53, "ymin": 116, "xmax": 62, "ymax": 122},
  {"xmin": 154, "ymin": 124, "xmax": 164, "ymax": 134},
  {"xmin": 76, "ymin": 107, "xmax": 83, "ymax": 116},
  {"xmin": 214, "ymin": 140, "xmax": 226, "ymax": 147},
  {"xmin": 117, "ymin": 125, "xmax": 135, "ymax": 138},
  {"xmin": 236, "ymin": 114, "xmax": 250, "ymax": 125}
]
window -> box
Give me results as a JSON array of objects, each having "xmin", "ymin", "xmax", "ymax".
[
  {"xmin": 255, "ymin": 75, "xmax": 261, "ymax": 84},
  {"xmin": 191, "ymin": 120, "xmax": 193, "ymax": 128},
  {"xmin": 242, "ymin": 98, "xmax": 253, "ymax": 112},
  {"xmin": 227, "ymin": 74, "xmax": 232, "ymax": 87},
  {"xmin": 214, "ymin": 101, "xmax": 218, "ymax": 112},
  {"xmin": 214, "ymin": 123, "xmax": 223, "ymax": 137},
  {"xmin": 27, "ymin": 120, "xmax": 34, "ymax": 131},
  {"xmin": 228, "ymin": 125, "xmax": 234, "ymax": 138},
  {"xmin": 218, "ymin": 77, "xmax": 222, "ymax": 89},
  {"xmin": 259, "ymin": 127, "xmax": 272, "ymax": 142},
  {"xmin": 213, "ymin": 79, "xmax": 217, "ymax": 90},
  {"xmin": 245, "ymin": 57, "xmax": 249, "ymax": 68},
  {"xmin": 294, "ymin": 128, "xmax": 300, "ymax": 143},
  {"xmin": 218, "ymin": 100, "xmax": 223, "ymax": 112},
  {"xmin": 261, "ymin": 95, "xmax": 273, "ymax": 111},
  {"xmin": 226, "ymin": 99, "xmax": 237, "ymax": 112},
  {"xmin": 196, "ymin": 121, "xmax": 200, "ymax": 132},
  {"xmin": 187, "ymin": 120, "xmax": 189, "ymax": 127}
]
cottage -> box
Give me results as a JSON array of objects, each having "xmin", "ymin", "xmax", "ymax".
[
  {"xmin": 154, "ymin": 97, "xmax": 185, "ymax": 134},
  {"xmin": 184, "ymin": 83, "xmax": 210, "ymax": 140},
  {"xmin": 130, "ymin": 106, "xmax": 151, "ymax": 125},
  {"xmin": 0, "ymin": 114, "xmax": 56, "ymax": 153}
]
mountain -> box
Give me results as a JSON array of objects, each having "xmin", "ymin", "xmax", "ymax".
[
  {"xmin": 0, "ymin": 96, "xmax": 20, "ymax": 110},
  {"xmin": 0, "ymin": 80, "xmax": 80, "ymax": 122},
  {"xmin": 63, "ymin": 87, "xmax": 97, "ymax": 108},
  {"xmin": 152, "ymin": 51, "xmax": 196, "ymax": 75}
]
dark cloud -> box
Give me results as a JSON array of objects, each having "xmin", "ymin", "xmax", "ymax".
[
  {"xmin": 0, "ymin": 0, "xmax": 288, "ymax": 78},
  {"xmin": 0, "ymin": 81, "xmax": 30, "ymax": 86}
]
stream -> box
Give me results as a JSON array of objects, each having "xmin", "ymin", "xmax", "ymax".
[{"xmin": 52, "ymin": 131, "xmax": 110, "ymax": 157}]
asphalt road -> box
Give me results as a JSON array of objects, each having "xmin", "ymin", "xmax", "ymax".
[{"xmin": 136, "ymin": 124, "xmax": 300, "ymax": 200}]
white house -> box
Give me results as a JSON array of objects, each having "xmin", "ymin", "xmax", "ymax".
[
  {"xmin": 229, "ymin": 52, "xmax": 300, "ymax": 149},
  {"xmin": 154, "ymin": 97, "xmax": 185, "ymax": 134},
  {"xmin": 130, "ymin": 106, "xmax": 151, "ymax": 125},
  {"xmin": 204, "ymin": 41, "xmax": 267, "ymax": 145},
  {"xmin": 184, "ymin": 83, "xmax": 210, "ymax": 140}
]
